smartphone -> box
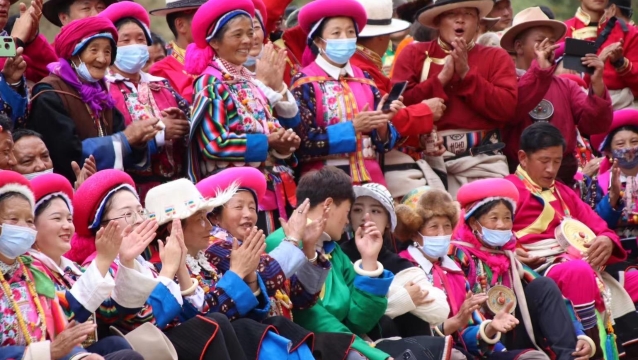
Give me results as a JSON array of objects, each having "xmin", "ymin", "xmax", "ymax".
[
  {"xmin": 400, "ymin": 349, "xmax": 416, "ymax": 360},
  {"xmin": 0, "ymin": 37, "xmax": 16, "ymax": 58},
  {"xmin": 563, "ymin": 38, "xmax": 597, "ymax": 74},
  {"xmin": 382, "ymin": 81, "xmax": 408, "ymax": 112}
]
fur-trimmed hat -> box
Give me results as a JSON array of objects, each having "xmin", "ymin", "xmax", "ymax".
[
  {"xmin": 394, "ymin": 187, "xmax": 459, "ymax": 241},
  {"xmin": 0, "ymin": 171, "xmax": 35, "ymax": 209},
  {"xmin": 31, "ymin": 173, "xmax": 74, "ymax": 214}
]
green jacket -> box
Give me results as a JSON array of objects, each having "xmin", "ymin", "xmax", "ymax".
[{"xmin": 266, "ymin": 228, "xmax": 394, "ymax": 360}]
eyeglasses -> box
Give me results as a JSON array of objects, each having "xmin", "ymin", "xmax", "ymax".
[{"xmin": 102, "ymin": 210, "xmax": 149, "ymax": 225}]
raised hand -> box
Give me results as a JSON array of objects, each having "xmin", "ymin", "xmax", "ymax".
[
  {"xmin": 95, "ymin": 221, "xmax": 122, "ymax": 265},
  {"xmin": 487, "ymin": 301, "xmax": 519, "ymax": 335},
  {"xmin": 599, "ymin": 40, "xmax": 623, "ymax": 63},
  {"xmin": 71, "ymin": 155, "xmax": 97, "ymax": 190},
  {"xmin": 158, "ymin": 219, "xmax": 184, "ymax": 278},
  {"xmin": 255, "ymin": 43, "xmax": 287, "ymax": 91},
  {"xmin": 451, "ymin": 37, "xmax": 469, "ymax": 79},
  {"xmin": 454, "ymin": 292, "xmax": 488, "ymax": 328},
  {"xmin": 534, "ymin": 38, "xmax": 560, "ymax": 69},
  {"xmin": 302, "ymin": 202, "xmax": 330, "ymax": 256},
  {"xmin": 2, "ymin": 47, "xmax": 26, "ymax": 85},
  {"xmin": 608, "ymin": 159, "xmax": 622, "ymax": 207},
  {"xmin": 437, "ymin": 55, "xmax": 454, "ymax": 86},
  {"xmin": 355, "ymin": 213, "xmax": 384, "ymax": 271},
  {"xmin": 229, "ymin": 227, "xmax": 265, "ymax": 279},
  {"xmin": 281, "ymin": 198, "xmax": 310, "ymax": 242},
  {"xmin": 11, "ymin": 0, "xmax": 43, "ymax": 44},
  {"xmin": 50, "ymin": 321, "xmax": 97, "ymax": 360},
  {"xmin": 118, "ymin": 219, "xmax": 158, "ymax": 266}
]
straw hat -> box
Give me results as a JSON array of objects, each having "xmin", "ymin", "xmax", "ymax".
[
  {"xmin": 499, "ymin": 7, "xmax": 567, "ymax": 52},
  {"xmin": 417, "ymin": 0, "xmax": 494, "ymax": 28},
  {"xmin": 357, "ymin": 0, "xmax": 410, "ymax": 37}
]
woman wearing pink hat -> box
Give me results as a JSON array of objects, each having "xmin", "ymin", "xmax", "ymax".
[
  {"xmin": 184, "ymin": 0, "xmax": 302, "ymax": 235},
  {"xmin": 244, "ymin": 0, "xmax": 269, "ymax": 72},
  {"xmin": 99, "ymin": 1, "xmax": 192, "ymax": 204},
  {"xmin": 0, "ymin": 171, "xmax": 142, "ymax": 360},
  {"xmin": 290, "ymin": 0, "xmax": 400, "ymax": 187},
  {"xmin": 28, "ymin": 172, "xmax": 178, "ymax": 359},
  {"xmin": 451, "ymin": 179, "xmax": 594, "ymax": 360}
]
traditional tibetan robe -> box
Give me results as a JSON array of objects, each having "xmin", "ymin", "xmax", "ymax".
[
  {"xmin": 503, "ymin": 61, "xmax": 613, "ymax": 183},
  {"xmin": 149, "ymin": 42, "xmax": 196, "ymax": 103},
  {"xmin": 106, "ymin": 71, "xmax": 191, "ymax": 203},
  {"xmin": 390, "ymin": 39, "xmax": 516, "ymax": 197},
  {"xmin": 291, "ymin": 55, "xmax": 398, "ymax": 186}
]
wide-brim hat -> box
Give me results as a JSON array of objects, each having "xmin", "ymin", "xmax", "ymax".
[
  {"xmin": 0, "ymin": 170, "xmax": 35, "ymax": 209},
  {"xmin": 456, "ymin": 178, "xmax": 518, "ymax": 220},
  {"xmin": 149, "ymin": 0, "xmax": 207, "ymax": 16},
  {"xmin": 99, "ymin": 2, "xmax": 153, "ymax": 45},
  {"xmin": 43, "ymin": 0, "xmax": 118, "ymax": 27},
  {"xmin": 500, "ymin": 7, "xmax": 566, "ymax": 52},
  {"xmin": 196, "ymin": 167, "xmax": 265, "ymax": 206},
  {"xmin": 298, "ymin": 0, "xmax": 368, "ymax": 36},
  {"xmin": 357, "ymin": 0, "xmax": 411, "ymax": 37},
  {"xmin": 591, "ymin": 109, "xmax": 638, "ymax": 153},
  {"xmin": 353, "ymin": 183, "xmax": 397, "ymax": 231},
  {"xmin": 110, "ymin": 323, "xmax": 178, "ymax": 360},
  {"xmin": 417, "ymin": 0, "xmax": 494, "ymax": 28},
  {"xmin": 481, "ymin": 16, "xmax": 500, "ymax": 30},
  {"xmin": 396, "ymin": 0, "xmax": 431, "ymax": 22},
  {"xmin": 31, "ymin": 173, "xmax": 74, "ymax": 214},
  {"xmin": 145, "ymin": 178, "xmax": 235, "ymax": 226}
]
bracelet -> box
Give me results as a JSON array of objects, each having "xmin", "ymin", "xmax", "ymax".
[
  {"xmin": 283, "ymin": 236, "xmax": 300, "ymax": 246},
  {"xmin": 353, "ymin": 259, "xmax": 384, "ymax": 277},
  {"xmin": 270, "ymin": 149, "xmax": 293, "ymax": 159},
  {"xmin": 479, "ymin": 320, "xmax": 501, "ymax": 344},
  {"xmin": 246, "ymin": 272, "xmax": 258, "ymax": 285},
  {"xmin": 577, "ymin": 335, "xmax": 596, "ymax": 358},
  {"xmin": 8, "ymin": 79, "xmax": 22, "ymax": 87},
  {"xmin": 13, "ymin": 37, "xmax": 25, "ymax": 49},
  {"xmin": 277, "ymin": 83, "xmax": 288, "ymax": 96},
  {"xmin": 612, "ymin": 57, "xmax": 626, "ymax": 69},
  {"xmin": 253, "ymin": 288, "xmax": 262, "ymax": 297},
  {"xmin": 307, "ymin": 252, "xmax": 318, "ymax": 263},
  {"xmin": 433, "ymin": 323, "xmax": 445, "ymax": 337},
  {"xmin": 180, "ymin": 278, "xmax": 198, "ymax": 296}
]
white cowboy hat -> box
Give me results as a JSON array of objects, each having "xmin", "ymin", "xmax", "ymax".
[
  {"xmin": 499, "ymin": 6, "xmax": 567, "ymax": 52},
  {"xmin": 356, "ymin": 0, "xmax": 411, "ymax": 37},
  {"xmin": 110, "ymin": 323, "xmax": 178, "ymax": 360},
  {"xmin": 417, "ymin": 0, "xmax": 494, "ymax": 28}
]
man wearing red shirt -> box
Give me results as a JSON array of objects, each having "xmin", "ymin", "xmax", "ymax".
[
  {"xmin": 392, "ymin": 0, "xmax": 517, "ymax": 197},
  {"xmin": 501, "ymin": 7, "xmax": 613, "ymax": 187}
]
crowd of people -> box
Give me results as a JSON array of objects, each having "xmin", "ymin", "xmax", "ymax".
[{"xmin": 1, "ymin": 0, "xmax": 638, "ymax": 358}]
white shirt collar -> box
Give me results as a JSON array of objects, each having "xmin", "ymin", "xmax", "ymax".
[
  {"xmin": 315, "ymin": 55, "xmax": 355, "ymax": 80},
  {"xmin": 407, "ymin": 245, "xmax": 461, "ymax": 273},
  {"xmin": 29, "ymin": 249, "xmax": 83, "ymax": 276}
]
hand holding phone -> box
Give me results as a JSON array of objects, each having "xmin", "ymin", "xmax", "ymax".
[
  {"xmin": 563, "ymin": 38, "xmax": 597, "ymax": 74},
  {"xmin": 382, "ymin": 81, "xmax": 408, "ymax": 113}
]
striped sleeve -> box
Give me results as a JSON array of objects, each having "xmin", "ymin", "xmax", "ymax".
[{"xmin": 191, "ymin": 74, "xmax": 268, "ymax": 162}]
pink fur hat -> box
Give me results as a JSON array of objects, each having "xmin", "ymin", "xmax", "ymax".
[
  {"xmin": 184, "ymin": 0, "xmax": 255, "ymax": 75},
  {"xmin": 31, "ymin": 173, "xmax": 74, "ymax": 214},
  {"xmin": 0, "ymin": 170, "xmax": 35, "ymax": 209}
]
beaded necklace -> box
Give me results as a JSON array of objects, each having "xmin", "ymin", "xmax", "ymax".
[{"xmin": 0, "ymin": 258, "xmax": 47, "ymax": 345}]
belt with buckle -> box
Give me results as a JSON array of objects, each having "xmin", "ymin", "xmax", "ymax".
[{"xmin": 447, "ymin": 142, "xmax": 505, "ymax": 161}]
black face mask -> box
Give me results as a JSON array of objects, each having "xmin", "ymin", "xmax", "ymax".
[{"xmin": 270, "ymin": 31, "xmax": 283, "ymax": 42}]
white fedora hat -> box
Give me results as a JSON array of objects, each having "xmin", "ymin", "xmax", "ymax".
[
  {"xmin": 357, "ymin": 0, "xmax": 411, "ymax": 37},
  {"xmin": 110, "ymin": 323, "xmax": 178, "ymax": 360},
  {"xmin": 417, "ymin": 0, "xmax": 494, "ymax": 28},
  {"xmin": 499, "ymin": 7, "xmax": 567, "ymax": 52}
]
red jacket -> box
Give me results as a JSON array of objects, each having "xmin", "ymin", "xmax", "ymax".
[
  {"xmin": 391, "ymin": 41, "xmax": 517, "ymax": 132},
  {"xmin": 149, "ymin": 55, "xmax": 195, "ymax": 104},
  {"xmin": 0, "ymin": 35, "xmax": 57, "ymax": 83}
]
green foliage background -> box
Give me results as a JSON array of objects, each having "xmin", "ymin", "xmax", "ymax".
[{"xmin": 27, "ymin": 0, "xmax": 638, "ymax": 42}]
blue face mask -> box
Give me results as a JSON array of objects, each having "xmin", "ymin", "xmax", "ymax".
[
  {"xmin": 244, "ymin": 47, "xmax": 263, "ymax": 67},
  {"xmin": 23, "ymin": 168, "xmax": 54, "ymax": 181},
  {"xmin": 73, "ymin": 60, "xmax": 100, "ymax": 83},
  {"xmin": 321, "ymin": 38, "xmax": 357, "ymax": 65},
  {"xmin": 420, "ymin": 234, "xmax": 451, "ymax": 259},
  {"xmin": 0, "ymin": 223, "xmax": 37, "ymax": 259},
  {"xmin": 115, "ymin": 44, "xmax": 150, "ymax": 74},
  {"xmin": 478, "ymin": 223, "xmax": 512, "ymax": 248},
  {"xmin": 612, "ymin": 145, "xmax": 638, "ymax": 170}
]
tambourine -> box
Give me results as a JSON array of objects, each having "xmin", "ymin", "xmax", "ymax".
[
  {"xmin": 555, "ymin": 218, "xmax": 596, "ymax": 254},
  {"xmin": 529, "ymin": 99, "xmax": 554, "ymax": 122},
  {"xmin": 485, "ymin": 285, "xmax": 516, "ymax": 315}
]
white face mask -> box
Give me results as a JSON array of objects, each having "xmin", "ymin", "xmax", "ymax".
[
  {"xmin": 419, "ymin": 234, "xmax": 451, "ymax": 259},
  {"xmin": 478, "ymin": 222, "xmax": 512, "ymax": 247},
  {"xmin": 23, "ymin": 168, "xmax": 54, "ymax": 180},
  {"xmin": 0, "ymin": 224, "xmax": 37, "ymax": 259}
]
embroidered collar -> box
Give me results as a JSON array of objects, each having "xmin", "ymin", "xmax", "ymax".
[
  {"xmin": 315, "ymin": 55, "xmax": 355, "ymax": 80},
  {"xmin": 185, "ymin": 251, "xmax": 215, "ymax": 275},
  {"xmin": 0, "ymin": 259, "xmax": 19, "ymax": 276},
  {"xmin": 106, "ymin": 70, "xmax": 167, "ymax": 84},
  {"xmin": 29, "ymin": 250, "xmax": 82, "ymax": 277},
  {"xmin": 575, "ymin": 7, "xmax": 601, "ymax": 26},
  {"xmin": 407, "ymin": 244, "xmax": 461, "ymax": 273},
  {"xmin": 356, "ymin": 45, "xmax": 383, "ymax": 71},
  {"xmin": 516, "ymin": 165, "xmax": 555, "ymax": 193},
  {"xmin": 169, "ymin": 41, "xmax": 186, "ymax": 64},
  {"xmin": 215, "ymin": 57, "xmax": 254, "ymax": 81},
  {"xmin": 437, "ymin": 37, "xmax": 476, "ymax": 54}
]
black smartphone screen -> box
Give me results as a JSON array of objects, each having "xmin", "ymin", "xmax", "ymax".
[
  {"xmin": 563, "ymin": 38, "xmax": 597, "ymax": 74},
  {"xmin": 382, "ymin": 81, "xmax": 408, "ymax": 112}
]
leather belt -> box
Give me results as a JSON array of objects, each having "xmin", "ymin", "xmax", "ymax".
[
  {"xmin": 446, "ymin": 142, "xmax": 506, "ymax": 161},
  {"xmin": 384, "ymin": 163, "xmax": 421, "ymax": 172}
]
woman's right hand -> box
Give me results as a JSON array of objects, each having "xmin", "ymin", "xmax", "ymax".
[
  {"xmin": 229, "ymin": 227, "xmax": 265, "ymax": 279},
  {"xmin": 609, "ymin": 159, "xmax": 622, "ymax": 208},
  {"xmin": 158, "ymin": 219, "xmax": 185, "ymax": 278},
  {"xmin": 50, "ymin": 321, "xmax": 96, "ymax": 360},
  {"xmin": 268, "ymin": 128, "xmax": 300, "ymax": 155},
  {"xmin": 405, "ymin": 281, "xmax": 433, "ymax": 306},
  {"xmin": 255, "ymin": 43, "xmax": 287, "ymax": 91},
  {"xmin": 94, "ymin": 221, "xmax": 122, "ymax": 275},
  {"xmin": 450, "ymin": 292, "xmax": 488, "ymax": 331},
  {"xmin": 123, "ymin": 118, "xmax": 161, "ymax": 147},
  {"xmin": 353, "ymin": 104, "xmax": 389, "ymax": 133}
]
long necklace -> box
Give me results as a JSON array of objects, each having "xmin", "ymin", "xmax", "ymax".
[{"xmin": 0, "ymin": 258, "xmax": 47, "ymax": 345}]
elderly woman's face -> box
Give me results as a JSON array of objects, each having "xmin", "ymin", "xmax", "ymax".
[
  {"xmin": 249, "ymin": 17, "xmax": 264, "ymax": 58},
  {"xmin": 419, "ymin": 216, "xmax": 453, "ymax": 237},
  {"xmin": 117, "ymin": 22, "xmax": 146, "ymax": 46},
  {"xmin": 471, "ymin": 202, "xmax": 512, "ymax": 233},
  {"xmin": 74, "ymin": 38, "xmax": 112, "ymax": 81},
  {"xmin": 210, "ymin": 15, "xmax": 254, "ymax": 66},
  {"xmin": 182, "ymin": 210, "xmax": 212, "ymax": 253},
  {"xmin": 437, "ymin": 7, "xmax": 479, "ymax": 45},
  {"xmin": 217, "ymin": 191, "xmax": 258, "ymax": 241},
  {"xmin": 0, "ymin": 195, "xmax": 35, "ymax": 230},
  {"xmin": 610, "ymin": 130, "xmax": 638, "ymax": 152}
]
